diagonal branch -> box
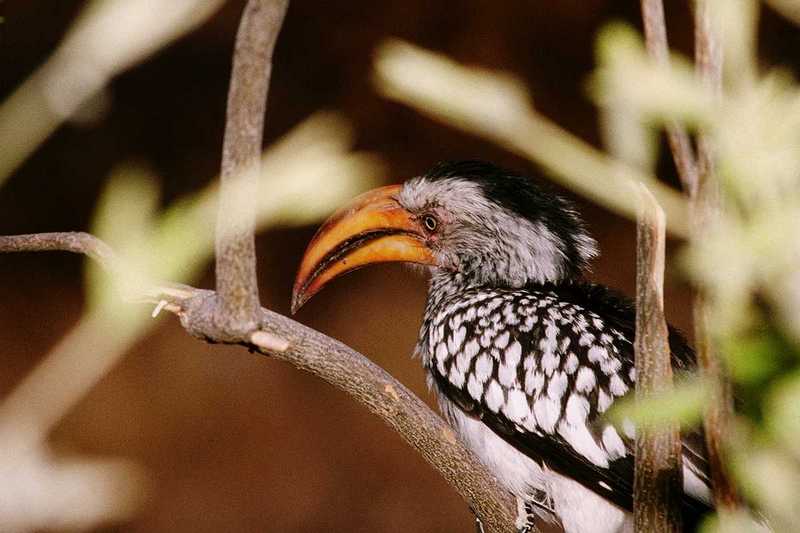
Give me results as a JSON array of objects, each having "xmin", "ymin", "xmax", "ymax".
[
  {"xmin": 640, "ymin": 0, "xmax": 699, "ymax": 197},
  {"xmin": 633, "ymin": 185, "xmax": 683, "ymax": 533},
  {"xmin": 692, "ymin": 0, "xmax": 740, "ymax": 510},
  {"xmin": 174, "ymin": 289, "xmax": 518, "ymax": 532},
  {"xmin": 0, "ymin": 232, "xmax": 518, "ymax": 532},
  {"xmin": 215, "ymin": 0, "xmax": 289, "ymax": 335}
]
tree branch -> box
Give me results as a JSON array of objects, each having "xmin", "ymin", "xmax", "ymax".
[
  {"xmin": 639, "ymin": 0, "xmax": 740, "ymax": 513},
  {"xmin": 0, "ymin": 232, "xmax": 518, "ymax": 532},
  {"xmin": 215, "ymin": 0, "xmax": 289, "ymax": 335},
  {"xmin": 633, "ymin": 185, "xmax": 683, "ymax": 533},
  {"xmin": 0, "ymin": 232, "xmax": 116, "ymax": 271},
  {"xmin": 174, "ymin": 289, "xmax": 518, "ymax": 532},
  {"xmin": 0, "ymin": 3, "xmax": 520, "ymax": 530},
  {"xmin": 640, "ymin": 0, "xmax": 699, "ymax": 197},
  {"xmin": 633, "ymin": 6, "xmax": 691, "ymax": 529},
  {"xmin": 214, "ymin": 1, "xmax": 518, "ymax": 527},
  {"xmin": 694, "ymin": 0, "xmax": 723, "ymax": 182},
  {"xmin": 693, "ymin": 0, "xmax": 740, "ymax": 510}
]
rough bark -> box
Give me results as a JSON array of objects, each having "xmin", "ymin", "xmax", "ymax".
[
  {"xmin": 633, "ymin": 186, "xmax": 683, "ymax": 533},
  {"xmin": 639, "ymin": 0, "xmax": 740, "ymax": 515},
  {"xmin": 214, "ymin": 0, "xmax": 289, "ymax": 336},
  {"xmin": 693, "ymin": 0, "xmax": 740, "ymax": 510},
  {"xmin": 633, "ymin": 4, "xmax": 690, "ymax": 529}
]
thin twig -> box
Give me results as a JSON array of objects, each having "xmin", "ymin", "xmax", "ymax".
[
  {"xmin": 0, "ymin": 232, "xmax": 518, "ymax": 532},
  {"xmin": 640, "ymin": 0, "xmax": 699, "ymax": 197},
  {"xmin": 215, "ymin": 0, "xmax": 289, "ymax": 334},
  {"xmin": 693, "ymin": 0, "xmax": 740, "ymax": 510},
  {"xmin": 0, "ymin": 232, "xmax": 117, "ymax": 271},
  {"xmin": 694, "ymin": 0, "xmax": 723, "ymax": 184},
  {"xmin": 633, "ymin": 185, "xmax": 683, "ymax": 533}
]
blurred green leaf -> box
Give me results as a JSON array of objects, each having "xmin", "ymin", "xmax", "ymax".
[
  {"xmin": 731, "ymin": 444, "xmax": 800, "ymax": 529},
  {"xmin": 87, "ymin": 112, "xmax": 382, "ymax": 309},
  {"xmin": 0, "ymin": 0, "xmax": 225, "ymax": 185},
  {"xmin": 764, "ymin": 371, "xmax": 800, "ymax": 461},
  {"xmin": 700, "ymin": 508, "xmax": 767, "ymax": 533},
  {"xmin": 608, "ymin": 379, "xmax": 709, "ymax": 430},
  {"xmin": 712, "ymin": 0, "xmax": 759, "ymax": 87},
  {"xmin": 373, "ymin": 38, "xmax": 691, "ymax": 237},
  {"xmin": 592, "ymin": 23, "xmax": 714, "ymax": 127},
  {"xmin": 724, "ymin": 332, "xmax": 787, "ymax": 386},
  {"xmin": 87, "ymin": 165, "xmax": 160, "ymax": 312}
]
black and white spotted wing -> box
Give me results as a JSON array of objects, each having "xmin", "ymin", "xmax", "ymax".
[{"xmin": 424, "ymin": 282, "xmax": 710, "ymax": 515}]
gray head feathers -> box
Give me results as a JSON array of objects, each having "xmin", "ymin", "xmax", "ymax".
[{"xmin": 398, "ymin": 161, "xmax": 597, "ymax": 287}]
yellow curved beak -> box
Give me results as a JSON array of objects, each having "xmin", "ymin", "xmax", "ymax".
[{"xmin": 291, "ymin": 184, "xmax": 437, "ymax": 313}]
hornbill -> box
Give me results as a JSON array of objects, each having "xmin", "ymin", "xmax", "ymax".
[{"xmin": 291, "ymin": 161, "xmax": 712, "ymax": 532}]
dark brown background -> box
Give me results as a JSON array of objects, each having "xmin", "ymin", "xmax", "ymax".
[{"xmin": 1, "ymin": 1, "xmax": 797, "ymax": 532}]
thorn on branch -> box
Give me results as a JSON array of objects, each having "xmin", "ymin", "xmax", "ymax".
[
  {"xmin": 250, "ymin": 330, "xmax": 289, "ymax": 352},
  {"xmin": 151, "ymin": 300, "xmax": 169, "ymax": 318}
]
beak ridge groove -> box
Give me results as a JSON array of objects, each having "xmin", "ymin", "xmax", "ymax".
[{"xmin": 291, "ymin": 184, "xmax": 436, "ymax": 312}]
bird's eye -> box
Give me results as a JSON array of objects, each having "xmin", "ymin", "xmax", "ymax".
[{"xmin": 422, "ymin": 214, "xmax": 438, "ymax": 232}]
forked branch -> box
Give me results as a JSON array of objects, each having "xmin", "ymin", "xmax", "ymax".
[
  {"xmin": 0, "ymin": 231, "xmax": 518, "ymax": 532},
  {"xmin": 0, "ymin": 1, "xmax": 520, "ymax": 529},
  {"xmin": 639, "ymin": 0, "xmax": 699, "ymax": 197},
  {"xmin": 209, "ymin": 2, "xmax": 517, "ymax": 528}
]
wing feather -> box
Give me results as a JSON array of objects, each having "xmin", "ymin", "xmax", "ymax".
[{"xmin": 425, "ymin": 283, "xmax": 711, "ymax": 516}]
